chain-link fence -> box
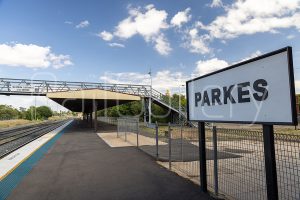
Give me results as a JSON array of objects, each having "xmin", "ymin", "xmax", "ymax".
[
  {"xmin": 117, "ymin": 117, "xmax": 139, "ymax": 146},
  {"xmin": 98, "ymin": 117, "xmax": 300, "ymax": 200},
  {"xmin": 210, "ymin": 128, "xmax": 267, "ymax": 200},
  {"xmin": 275, "ymin": 133, "xmax": 300, "ymax": 200},
  {"xmin": 98, "ymin": 117, "xmax": 118, "ymax": 125}
]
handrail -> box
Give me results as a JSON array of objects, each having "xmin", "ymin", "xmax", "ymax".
[{"xmin": 0, "ymin": 77, "xmax": 186, "ymax": 117}]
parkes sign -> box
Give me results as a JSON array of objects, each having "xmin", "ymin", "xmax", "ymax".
[{"xmin": 186, "ymin": 47, "xmax": 297, "ymax": 125}]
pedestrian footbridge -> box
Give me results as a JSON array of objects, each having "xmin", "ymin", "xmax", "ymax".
[{"xmin": 0, "ymin": 78, "xmax": 186, "ymax": 129}]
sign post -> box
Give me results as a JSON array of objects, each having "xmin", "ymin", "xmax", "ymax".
[
  {"xmin": 198, "ymin": 122, "xmax": 207, "ymax": 192},
  {"xmin": 186, "ymin": 47, "xmax": 297, "ymax": 200},
  {"xmin": 263, "ymin": 125, "xmax": 278, "ymax": 199}
]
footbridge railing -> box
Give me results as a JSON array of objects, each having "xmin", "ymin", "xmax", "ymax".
[
  {"xmin": 0, "ymin": 78, "xmax": 152, "ymax": 96},
  {"xmin": 0, "ymin": 78, "xmax": 186, "ymax": 117}
]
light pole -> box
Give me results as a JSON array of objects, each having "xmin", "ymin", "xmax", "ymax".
[{"xmin": 148, "ymin": 68, "xmax": 152, "ymax": 124}]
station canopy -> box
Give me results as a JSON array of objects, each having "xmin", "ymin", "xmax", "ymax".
[{"xmin": 47, "ymin": 89, "xmax": 141, "ymax": 112}]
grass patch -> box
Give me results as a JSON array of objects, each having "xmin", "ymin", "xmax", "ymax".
[
  {"xmin": 48, "ymin": 116, "xmax": 71, "ymax": 121},
  {"xmin": 139, "ymin": 125, "xmax": 169, "ymax": 137},
  {"xmin": 0, "ymin": 119, "xmax": 38, "ymax": 129}
]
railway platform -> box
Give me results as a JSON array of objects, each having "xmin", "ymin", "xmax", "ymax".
[{"xmin": 1, "ymin": 120, "xmax": 213, "ymax": 200}]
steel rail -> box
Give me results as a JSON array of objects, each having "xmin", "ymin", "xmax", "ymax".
[
  {"xmin": 0, "ymin": 122, "xmax": 65, "ymax": 145},
  {"xmin": 0, "ymin": 121, "xmax": 63, "ymax": 137},
  {"xmin": 0, "ymin": 120, "xmax": 69, "ymax": 159}
]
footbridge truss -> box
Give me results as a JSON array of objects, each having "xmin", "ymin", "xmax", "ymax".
[{"xmin": 0, "ymin": 78, "xmax": 186, "ymax": 121}]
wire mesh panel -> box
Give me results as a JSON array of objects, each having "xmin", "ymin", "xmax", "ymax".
[
  {"xmin": 169, "ymin": 126, "xmax": 200, "ymax": 184},
  {"xmin": 117, "ymin": 118, "xmax": 139, "ymax": 146},
  {"xmin": 213, "ymin": 128, "xmax": 267, "ymax": 200},
  {"xmin": 156, "ymin": 124, "xmax": 170, "ymax": 161},
  {"xmin": 117, "ymin": 118, "xmax": 126, "ymax": 141},
  {"xmin": 275, "ymin": 133, "xmax": 300, "ymax": 200},
  {"xmin": 98, "ymin": 117, "xmax": 118, "ymax": 125},
  {"xmin": 205, "ymin": 128, "xmax": 215, "ymax": 193},
  {"xmin": 136, "ymin": 123, "xmax": 168, "ymax": 158}
]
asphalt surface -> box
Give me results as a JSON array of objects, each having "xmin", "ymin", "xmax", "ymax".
[
  {"xmin": 8, "ymin": 120, "xmax": 213, "ymax": 200},
  {"xmin": 139, "ymin": 138, "xmax": 242, "ymax": 162}
]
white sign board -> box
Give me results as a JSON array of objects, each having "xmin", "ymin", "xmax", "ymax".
[
  {"xmin": 11, "ymin": 86, "xmax": 34, "ymax": 93},
  {"xmin": 10, "ymin": 86, "xmax": 40, "ymax": 93},
  {"xmin": 186, "ymin": 47, "xmax": 297, "ymax": 125}
]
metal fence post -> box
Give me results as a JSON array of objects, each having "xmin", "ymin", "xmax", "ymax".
[
  {"xmin": 125, "ymin": 120, "xmax": 127, "ymax": 142},
  {"xmin": 212, "ymin": 126, "xmax": 219, "ymax": 196},
  {"xmin": 168, "ymin": 122, "xmax": 172, "ymax": 170},
  {"xmin": 180, "ymin": 123, "xmax": 183, "ymax": 161},
  {"xmin": 117, "ymin": 119, "xmax": 119, "ymax": 138},
  {"xmin": 136, "ymin": 121, "xmax": 139, "ymax": 148},
  {"xmin": 155, "ymin": 121, "xmax": 159, "ymax": 160}
]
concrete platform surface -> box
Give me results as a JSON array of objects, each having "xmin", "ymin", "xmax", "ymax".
[
  {"xmin": 8, "ymin": 121, "xmax": 213, "ymax": 200},
  {"xmin": 0, "ymin": 120, "xmax": 72, "ymax": 181},
  {"xmin": 97, "ymin": 132, "xmax": 167, "ymax": 148}
]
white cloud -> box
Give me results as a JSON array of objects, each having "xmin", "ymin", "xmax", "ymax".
[
  {"xmin": 114, "ymin": 5, "xmax": 168, "ymax": 40},
  {"xmin": 0, "ymin": 43, "xmax": 73, "ymax": 69},
  {"xmin": 210, "ymin": 0, "xmax": 223, "ymax": 8},
  {"xmin": 98, "ymin": 50, "xmax": 268, "ymax": 93},
  {"xmin": 154, "ymin": 34, "xmax": 172, "ymax": 55},
  {"xmin": 98, "ymin": 31, "xmax": 114, "ymax": 41},
  {"xmin": 193, "ymin": 50, "xmax": 262, "ymax": 76},
  {"xmin": 249, "ymin": 51, "xmax": 260, "ymax": 57},
  {"xmin": 183, "ymin": 0, "xmax": 300, "ymax": 55},
  {"xmin": 183, "ymin": 28, "xmax": 211, "ymax": 54},
  {"xmin": 238, "ymin": 50, "xmax": 262, "ymax": 62},
  {"xmin": 171, "ymin": 8, "xmax": 192, "ymax": 27},
  {"xmin": 287, "ymin": 34, "xmax": 296, "ymax": 39},
  {"xmin": 108, "ymin": 43, "xmax": 125, "ymax": 48},
  {"xmin": 193, "ymin": 58, "xmax": 228, "ymax": 76},
  {"xmin": 99, "ymin": 70, "xmax": 186, "ymax": 93},
  {"xmin": 64, "ymin": 21, "xmax": 73, "ymax": 25},
  {"xmin": 76, "ymin": 20, "xmax": 90, "ymax": 29},
  {"xmin": 200, "ymin": 0, "xmax": 300, "ymax": 39},
  {"xmin": 145, "ymin": 4, "xmax": 155, "ymax": 10},
  {"xmin": 100, "ymin": 72, "xmax": 149, "ymax": 85},
  {"xmin": 48, "ymin": 54, "xmax": 73, "ymax": 69},
  {"xmin": 152, "ymin": 70, "xmax": 186, "ymax": 92},
  {"xmin": 110, "ymin": 4, "xmax": 171, "ymax": 55}
]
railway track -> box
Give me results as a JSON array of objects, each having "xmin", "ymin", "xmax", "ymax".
[
  {"xmin": 0, "ymin": 120, "xmax": 70, "ymax": 158},
  {"xmin": 0, "ymin": 121, "xmax": 52, "ymax": 135}
]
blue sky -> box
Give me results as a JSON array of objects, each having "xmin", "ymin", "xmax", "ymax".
[{"xmin": 0, "ymin": 0, "xmax": 300, "ymax": 110}]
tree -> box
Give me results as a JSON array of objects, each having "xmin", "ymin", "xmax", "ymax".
[
  {"xmin": 25, "ymin": 106, "xmax": 53, "ymax": 120},
  {"xmin": 25, "ymin": 106, "xmax": 36, "ymax": 120},
  {"xmin": 0, "ymin": 105, "xmax": 19, "ymax": 119},
  {"xmin": 97, "ymin": 92, "xmax": 185, "ymax": 123},
  {"xmin": 0, "ymin": 104, "xmax": 54, "ymax": 121},
  {"xmin": 151, "ymin": 103, "xmax": 171, "ymax": 123},
  {"xmin": 36, "ymin": 106, "xmax": 53, "ymax": 119},
  {"xmin": 19, "ymin": 107, "xmax": 27, "ymax": 119},
  {"xmin": 165, "ymin": 89, "xmax": 171, "ymax": 97},
  {"xmin": 171, "ymin": 94, "xmax": 187, "ymax": 110}
]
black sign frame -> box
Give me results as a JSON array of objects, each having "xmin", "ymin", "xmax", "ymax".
[{"xmin": 186, "ymin": 46, "xmax": 297, "ymax": 126}]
